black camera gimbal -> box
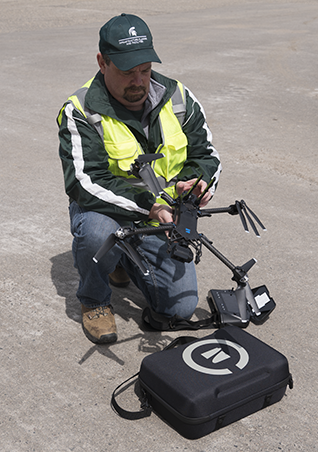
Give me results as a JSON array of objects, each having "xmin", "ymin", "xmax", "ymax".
[{"xmin": 93, "ymin": 154, "xmax": 275, "ymax": 328}]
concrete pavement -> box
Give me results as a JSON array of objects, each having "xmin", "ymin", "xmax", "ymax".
[{"xmin": 0, "ymin": 1, "xmax": 317, "ymax": 450}]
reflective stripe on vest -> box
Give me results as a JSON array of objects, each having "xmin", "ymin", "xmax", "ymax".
[{"xmin": 63, "ymin": 79, "xmax": 187, "ymax": 199}]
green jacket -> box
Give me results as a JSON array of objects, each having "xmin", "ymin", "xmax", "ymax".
[{"xmin": 57, "ymin": 70, "xmax": 221, "ymax": 222}]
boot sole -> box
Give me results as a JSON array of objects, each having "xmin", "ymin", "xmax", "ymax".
[{"xmin": 82, "ymin": 324, "xmax": 117, "ymax": 344}]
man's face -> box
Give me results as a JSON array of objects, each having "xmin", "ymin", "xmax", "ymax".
[{"xmin": 97, "ymin": 53, "xmax": 152, "ymax": 111}]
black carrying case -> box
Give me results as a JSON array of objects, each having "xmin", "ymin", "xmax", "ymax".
[{"xmin": 138, "ymin": 326, "xmax": 293, "ymax": 439}]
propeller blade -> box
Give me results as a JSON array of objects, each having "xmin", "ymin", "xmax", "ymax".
[
  {"xmin": 236, "ymin": 201, "xmax": 249, "ymax": 232},
  {"xmin": 117, "ymin": 241, "xmax": 149, "ymax": 275},
  {"xmin": 241, "ymin": 201, "xmax": 267, "ymax": 231},
  {"xmin": 240, "ymin": 258, "xmax": 257, "ymax": 274},
  {"xmin": 245, "ymin": 283, "xmax": 261, "ymax": 316},
  {"xmin": 183, "ymin": 174, "xmax": 203, "ymax": 201},
  {"xmin": 137, "ymin": 153, "xmax": 164, "ymax": 164},
  {"xmin": 139, "ymin": 165, "xmax": 163, "ymax": 197},
  {"xmin": 242, "ymin": 207, "xmax": 260, "ymax": 237},
  {"xmin": 196, "ymin": 176, "xmax": 216, "ymax": 205},
  {"xmin": 235, "ymin": 285, "xmax": 249, "ymax": 323},
  {"xmin": 93, "ymin": 233, "xmax": 117, "ymax": 263}
]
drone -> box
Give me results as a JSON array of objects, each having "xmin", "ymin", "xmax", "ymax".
[{"xmin": 93, "ymin": 153, "xmax": 276, "ymax": 329}]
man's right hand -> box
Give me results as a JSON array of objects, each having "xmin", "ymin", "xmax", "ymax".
[{"xmin": 148, "ymin": 203, "xmax": 174, "ymax": 224}]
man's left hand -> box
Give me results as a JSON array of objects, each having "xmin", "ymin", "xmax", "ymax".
[{"xmin": 176, "ymin": 178, "xmax": 212, "ymax": 207}]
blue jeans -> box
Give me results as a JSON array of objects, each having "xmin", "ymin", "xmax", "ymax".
[{"xmin": 69, "ymin": 201, "xmax": 198, "ymax": 318}]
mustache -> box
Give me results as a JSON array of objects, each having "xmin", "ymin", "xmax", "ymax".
[{"xmin": 124, "ymin": 86, "xmax": 146, "ymax": 94}]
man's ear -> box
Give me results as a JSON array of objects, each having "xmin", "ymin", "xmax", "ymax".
[{"xmin": 97, "ymin": 53, "xmax": 106, "ymax": 74}]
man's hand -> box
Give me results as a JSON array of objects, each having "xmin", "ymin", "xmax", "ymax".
[
  {"xmin": 148, "ymin": 203, "xmax": 174, "ymax": 224},
  {"xmin": 176, "ymin": 178, "xmax": 212, "ymax": 207},
  {"xmin": 148, "ymin": 178, "xmax": 212, "ymax": 224}
]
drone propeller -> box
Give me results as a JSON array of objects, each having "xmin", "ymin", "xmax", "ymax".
[
  {"xmin": 139, "ymin": 164, "xmax": 163, "ymax": 197},
  {"xmin": 196, "ymin": 176, "xmax": 216, "ymax": 205},
  {"xmin": 116, "ymin": 241, "xmax": 149, "ymax": 275},
  {"xmin": 243, "ymin": 207, "xmax": 260, "ymax": 237},
  {"xmin": 137, "ymin": 153, "xmax": 165, "ymax": 164},
  {"xmin": 241, "ymin": 200, "xmax": 267, "ymax": 231},
  {"xmin": 93, "ymin": 233, "xmax": 117, "ymax": 263},
  {"xmin": 235, "ymin": 200, "xmax": 249, "ymax": 232},
  {"xmin": 235, "ymin": 200, "xmax": 267, "ymax": 237},
  {"xmin": 235, "ymin": 281, "xmax": 261, "ymax": 323},
  {"xmin": 128, "ymin": 153, "xmax": 165, "ymax": 197},
  {"xmin": 235, "ymin": 285, "xmax": 249, "ymax": 323},
  {"xmin": 93, "ymin": 230, "xmax": 149, "ymax": 275},
  {"xmin": 182, "ymin": 174, "xmax": 203, "ymax": 201},
  {"xmin": 239, "ymin": 258, "xmax": 257, "ymax": 274},
  {"xmin": 245, "ymin": 283, "xmax": 261, "ymax": 316}
]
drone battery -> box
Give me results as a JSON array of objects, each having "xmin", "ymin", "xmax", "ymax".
[
  {"xmin": 139, "ymin": 326, "xmax": 293, "ymax": 439},
  {"xmin": 207, "ymin": 285, "xmax": 276, "ymax": 327}
]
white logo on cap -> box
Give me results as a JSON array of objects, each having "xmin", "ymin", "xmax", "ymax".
[
  {"xmin": 118, "ymin": 27, "xmax": 148, "ymax": 46},
  {"xmin": 129, "ymin": 27, "xmax": 137, "ymax": 37},
  {"xmin": 182, "ymin": 339, "xmax": 249, "ymax": 376}
]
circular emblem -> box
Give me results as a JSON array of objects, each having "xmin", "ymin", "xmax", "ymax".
[{"xmin": 182, "ymin": 339, "xmax": 249, "ymax": 375}]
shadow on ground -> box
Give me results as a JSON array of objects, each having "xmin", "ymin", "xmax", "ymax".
[
  {"xmin": 50, "ymin": 250, "xmax": 214, "ymax": 368},
  {"xmin": 49, "ymin": 251, "xmax": 184, "ymax": 363},
  {"xmin": 50, "ymin": 250, "xmax": 151, "ymax": 324}
]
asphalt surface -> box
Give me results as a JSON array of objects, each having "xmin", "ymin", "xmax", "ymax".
[{"xmin": 1, "ymin": 1, "xmax": 317, "ymax": 451}]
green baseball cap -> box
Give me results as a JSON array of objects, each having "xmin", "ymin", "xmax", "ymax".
[{"xmin": 99, "ymin": 13, "xmax": 162, "ymax": 71}]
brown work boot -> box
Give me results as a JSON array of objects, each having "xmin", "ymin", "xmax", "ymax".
[
  {"xmin": 109, "ymin": 265, "xmax": 130, "ymax": 287},
  {"xmin": 81, "ymin": 305, "xmax": 117, "ymax": 344}
]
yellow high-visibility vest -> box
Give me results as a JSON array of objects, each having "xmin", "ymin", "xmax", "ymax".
[{"xmin": 62, "ymin": 79, "xmax": 188, "ymax": 200}]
